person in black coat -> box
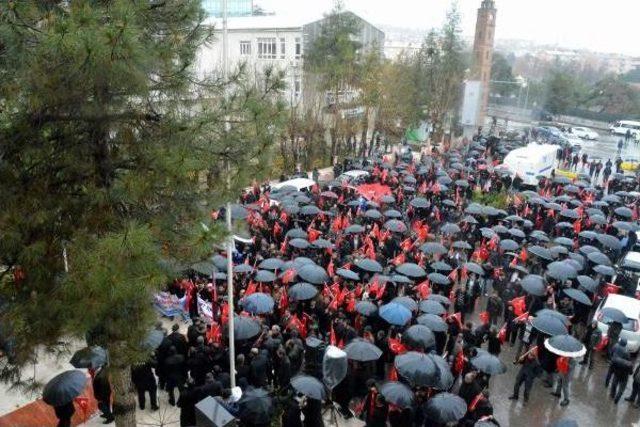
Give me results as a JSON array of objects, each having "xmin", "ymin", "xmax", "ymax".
[
  {"xmin": 164, "ymin": 346, "xmax": 187, "ymax": 406},
  {"xmin": 131, "ymin": 360, "xmax": 158, "ymax": 411},
  {"xmin": 93, "ymin": 367, "xmax": 114, "ymax": 423},
  {"xmin": 53, "ymin": 401, "xmax": 75, "ymax": 427},
  {"xmin": 249, "ymin": 348, "xmax": 270, "ymax": 388},
  {"xmin": 166, "ymin": 324, "xmax": 188, "ymax": 357},
  {"xmin": 487, "ymin": 327, "xmax": 502, "ymax": 356},
  {"xmin": 302, "ymin": 397, "xmax": 325, "ymax": 427},
  {"xmin": 274, "ymin": 348, "xmax": 292, "ymax": 390},
  {"xmin": 177, "ymin": 381, "xmax": 198, "ymax": 427}
]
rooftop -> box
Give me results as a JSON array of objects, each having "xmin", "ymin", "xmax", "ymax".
[{"xmin": 203, "ymin": 14, "xmax": 314, "ymax": 30}]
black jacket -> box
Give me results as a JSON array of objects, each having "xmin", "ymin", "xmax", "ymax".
[
  {"xmin": 131, "ymin": 362, "xmax": 157, "ymax": 390},
  {"xmin": 93, "ymin": 368, "xmax": 111, "ymax": 402}
]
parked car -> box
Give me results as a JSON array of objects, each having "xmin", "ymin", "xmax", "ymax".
[
  {"xmin": 570, "ymin": 126, "xmax": 599, "ymax": 140},
  {"xmin": 337, "ymin": 170, "xmax": 369, "ymax": 186},
  {"xmin": 621, "ymin": 158, "xmax": 640, "ymax": 172},
  {"xmin": 560, "ymin": 133, "xmax": 584, "ymax": 148},
  {"xmin": 593, "ymin": 293, "xmax": 640, "ymax": 354}
]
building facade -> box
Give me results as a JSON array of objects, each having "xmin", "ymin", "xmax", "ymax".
[
  {"xmin": 471, "ymin": 0, "xmax": 497, "ymax": 127},
  {"xmin": 196, "ymin": 13, "xmax": 385, "ymax": 108},
  {"xmin": 201, "ymin": 0, "xmax": 254, "ymax": 17}
]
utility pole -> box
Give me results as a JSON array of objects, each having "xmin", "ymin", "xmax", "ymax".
[{"xmin": 222, "ymin": 0, "xmax": 236, "ymax": 389}]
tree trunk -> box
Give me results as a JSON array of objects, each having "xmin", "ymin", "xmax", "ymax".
[{"xmin": 110, "ymin": 365, "xmax": 137, "ymax": 427}]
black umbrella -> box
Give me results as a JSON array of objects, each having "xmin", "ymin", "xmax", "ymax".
[
  {"xmin": 349, "ymin": 301, "xmax": 375, "ymax": 319},
  {"xmin": 531, "ymin": 314, "xmax": 568, "ymax": 336},
  {"xmin": 614, "ymin": 206, "xmax": 633, "ymax": 218},
  {"xmin": 419, "ymin": 299, "xmax": 447, "ymax": 315},
  {"xmin": 381, "ymin": 195, "xmax": 396, "ymax": 204},
  {"xmin": 297, "ymin": 264, "xmax": 329, "ymax": 285},
  {"xmin": 191, "ymin": 261, "xmax": 216, "ymax": 276},
  {"xmin": 395, "ymin": 263, "xmax": 427, "ymax": 278},
  {"xmin": 600, "ymin": 307, "xmax": 627, "ymax": 324},
  {"xmin": 70, "ymin": 346, "xmax": 108, "ymax": 369},
  {"xmin": 416, "ymin": 314, "xmax": 448, "ymax": 332},
  {"xmin": 554, "ymin": 237, "xmax": 574, "ymax": 248},
  {"xmin": 424, "ymin": 392, "xmax": 467, "ymax": 424},
  {"xmin": 289, "ymin": 238, "xmax": 310, "ymax": 249},
  {"xmin": 403, "ymin": 324, "xmax": 436, "ymax": 349},
  {"xmin": 577, "ymin": 275, "xmax": 597, "ymax": 293},
  {"xmin": 528, "ymin": 245, "xmax": 554, "ymax": 261},
  {"xmin": 395, "ymin": 351, "xmax": 440, "ymax": 387},
  {"xmin": 535, "ymin": 309, "xmax": 570, "ymax": 325},
  {"xmin": 384, "ymin": 219, "xmax": 408, "ymax": 233},
  {"xmin": 344, "ymin": 339, "xmax": 383, "ymax": 361},
  {"xmin": 355, "ymin": 258, "xmax": 383, "ymax": 273},
  {"xmin": 238, "ymin": 387, "xmax": 274, "ymax": 425},
  {"xmin": 234, "ymin": 264, "xmax": 255, "ymax": 274},
  {"xmin": 587, "ymin": 251, "xmax": 612, "ymax": 266},
  {"xmin": 259, "ymin": 258, "xmax": 283, "ymax": 270},
  {"xmin": 311, "ymin": 239, "xmax": 334, "ymax": 249},
  {"xmin": 391, "ymin": 274, "xmax": 413, "ymax": 284},
  {"xmin": 420, "ymin": 242, "xmax": 448, "ymax": 255},
  {"xmin": 143, "ymin": 329, "xmax": 165, "ymax": 350},
  {"xmin": 521, "ymin": 275, "xmax": 546, "ymax": 296},
  {"xmin": 230, "ymin": 203, "xmax": 249, "ymax": 220},
  {"xmin": 546, "ymin": 262, "xmax": 577, "ymax": 281},
  {"xmin": 410, "ymin": 197, "xmax": 430, "ymax": 209},
  {"xmin": 463, "ymin": 262, "xmax": 485, "ymax": 276},
  {"xmin": 428, "ymin": 294, "xmax": 452, "ymax": 307},
  {"xmin": 596, "ymin": 233, "xmax": 622, "ymax": 250},
  {"xmin": 300, "ymin": 205, "xmax": 321, "ymax": 216},
  {"xmin": 509, "ymin": 228, "xmax": 526, "ymax": 239},
  {"xmin": 286, "ymin": 228, "xmax": 307, "ymax": 239},
  {"xmin": 43, "ymin": 370, "xmax": 88, "ymax": 406},
  {"xmin": 291, "ymin": 375, "xmax": 327, "ymax": 400},
  {"xmin": 452, "ymin": 240, "xmax": 473, "ymax": 250},
  {"xmin": 364, "ymin": 209, "xmax": 382, "ymax": 220},
  {"xmin": 461, "ymin": 216, "xmax": 479, "ymax": 225},
  {"xmin": 255, "ymin": 270, "xmax": 277, "ymax": 283},
  {"xmin": 288, "ymin": 283, "xmax": 318, "ymax": 301},
  {"xmin": 440, "ymin": 223, "xmax": 461, "ymax": 235},
  {"xmin": 336, "ymin": 268, "xmax": 360, "ymax": 281},
  {"xmin": 431, "ymin": 261, "xmax": 453, "ymax": 272},
  {"xmin": 500, "ymin": 239, "xmax": 519, "ymax": 251},
  {"xmin": 544, "ymin": 335, "xmax": 586, "ymax": 358},
  {"xmin": 379, "ymin": 381, "xmax": 414, "ymax": 408},
  {"xmin": 230, "ymin": 316, "xmax": 261, "ymax": 341},
  {"xmin": 392, "ymin": 296, "xmax": 418, "ymax": 312},
  {"xmin": 384, "ymin": 209, "xmax": 403, "ymax": 218},
  {"xmin": 428, "ymin": 272, "xmax": 450, "ymax": 286},
  {"xmin": 560, "ymin": 209, "xmax": 580, "ymax": 219},
  {"xmin": 562, "ymin": 288, "xmax": 592, "ymax": 306},
  {"xmin": 345, "ymin": 224, "xmax": 366, "ymax": 234},
  {"xmin": 594, "ymin": 265, "xmax": 615, "ymax": 276},
  {"xmin": 470, "ymin": 352, "xmax": 507, "ymax": 375},
  {"xmin": 211, "ymin": 255, "xmax": 228, "ymax": 271},
  {"xmin": 241, "ymin": 293, "xmax": 275, "ymax": 314}
]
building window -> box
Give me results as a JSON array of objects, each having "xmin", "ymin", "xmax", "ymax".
[
  {"xmin": 294, "ymin": 78, "xmax": 301, "ymax": 98},
  {"xmin": 240, "ymin": 41, "xmax": 251, "ymax": 56},
  {"xmin": 295, "ymin": 37, "xmax": 302, "ymax": 58},
  {"xmin": 257, "ymin": 38, "xmax": 276, "ymax": 59},
  {"xmin": 280, "ymin": 38, "xmax": 286, "ymax": 59}
]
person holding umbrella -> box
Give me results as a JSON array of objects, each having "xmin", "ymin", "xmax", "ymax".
[
  {"xmin": 624, "ymin": 362, "xmax": 640, "ymax": 408},
  {"xmin": 579, "ymin": 320, "xmax": 602, "ymax": 369},
  {"xmin": 509, "ymin": 347, "xmax": 542, "ymax": 404},
  {"xmin": 93, "ymin": 366, "xmax": 114, "ymax": 424}
]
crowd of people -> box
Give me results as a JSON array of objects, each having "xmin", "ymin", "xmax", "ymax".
[{"xmin": 71, "ymin": 135, "xmax": 640, "ymax": 426}]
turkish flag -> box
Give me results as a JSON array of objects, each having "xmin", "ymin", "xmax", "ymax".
[
  {"xmin": 282, "ymin": 268, "xmax": 296, "ymax": 284},
  {"xmin": 511, "ymin": 296, "xmax": 526, "ymax": 316},
  {"xmin": 388, "ymin": 337, "xmax": 407, "ymax": 355},
  {"xmin": 416, "ymin": 279, "xmax": 431, "ymax": 299}
]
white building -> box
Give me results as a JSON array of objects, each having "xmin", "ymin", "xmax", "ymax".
[{"xmin": 196, "ymin": 13, "xmax": 385, "ymax": 107}]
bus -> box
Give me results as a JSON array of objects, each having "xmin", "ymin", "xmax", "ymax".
[{"xmin": 610, "ymin": 120, "xmax": 640, "ymax": 138}]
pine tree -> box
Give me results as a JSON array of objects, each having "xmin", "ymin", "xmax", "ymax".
[{"xmin": 0, "ymin": 1, "xmax": 284, "ymax": 425}]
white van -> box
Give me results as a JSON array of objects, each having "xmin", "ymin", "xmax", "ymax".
[
  {"xmin": 271, "ymin": 177, "xmax": 316, "ymax": 193},
  {"xmin": 502, "ymin": 143, "xmax": 559, "ymax": 186},
  {"xmin": 610, "ymin": 120, "xmax": 640, "ymax": 138},
  {"xmin": 593, "ymin": 294, "xmax": 640, "ymax": 354}
]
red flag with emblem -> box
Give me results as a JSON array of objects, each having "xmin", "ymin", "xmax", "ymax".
[
  {"xmin": 519, "ymin": 247, "xmax": 528, "ymax": 262},
  {"xmin": 282, "ymin": 268, "xmax": 296, "ymax": 285},
  {"xmin": 573, "ymin": 219, "xmax": 581, "ymax": 234},
  {"xmin": 388, "ymin": 337, "xmax": 407, "ymax": 355},
  {"xmin": 307, "ymin": 227, "xmax": 321, "ymax": 243},
  {"xmin": 245, "ymin": 281, "xmax": 257, "ymax": 296},
  {"xmin": 416, "ymin": 279, "xmax": 431, "ymax": 299},
  {"xmin": 401, "ymin": 238, "xmax": 414, "ymax": 252},
  {"xmin": 511, "ymin": 296, "xmax": 526, "ymax": 316},
  {"xmin": 392, "ymin": 252, "xmax": 405, "ymax": 266},
  {"xmin": 448, "ymin": 268, "xmax": 459, "ymax": 282}
]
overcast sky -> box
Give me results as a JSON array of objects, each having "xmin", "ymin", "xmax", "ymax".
[{"xmin": 257, "ymin": 0, "xmax": 640, "ymax": 56}]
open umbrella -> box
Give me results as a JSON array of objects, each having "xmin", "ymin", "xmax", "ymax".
[
  {"xmin": 311, "ymin": 239, "xmax": 333, "ymax": 249},
  {"xmin": 286, "ymin": 228, "xmax": 307, "ymax": 239},
  {"xmin": 470, "ymin": 352, "xmax": 507, "ymax": 375},
  {"xmin": 587, "ymin": 251, "xmax": 612, "ymax": 266},
  {"xmin": 344, "ymin": 339, "xmax": 383, "ymax": 361},
  {"xmin": 355, "ymin": 258, "xmax": 383, "ymax": 273},
  {"xmin": 520, "ymin": 275, "xmax": 547, "ymax": 296},
  {"xmin": 431, "ymin": 353, "xmax": 455, "ymax": 390},
  {"xmin": 614, "ymin": 206, "xmax": 633, "ymax": 218},
  {"xmin": 463, "ymin": 262, "xmax": 485, "ymax": 276},
  {"xmin": 535, "ymin": 309, "xmax": 570, "ymax": 325},
  {"xmin": 431, "ymin": 261, "xmax": 453, "ymax": 272},
  {"xmin": 43, "ymin": 370, "xmax": 88, "ymax": 406},
  {"xmin": 403, "ymin": 324, "xmax": 436, "ymax": 349},
  {"xmin": 289, "ymin": 238, "xmax": 310, "ymax": 249},
  {"xmin": 410, "ymin": 197, "xmax": 430, "ymax": 209},
  {"xmin": 440, "ymin": 223, "xmax": 461, "ymax": 235},
  {"xmin": 546, "ymin": 262, "xmax": 577, "ymax": 281},
  {"xmin": 290, "ymin": 375, "xmax": 327, "ymax": 400},
  {"xmin": 428, "ymin": 294, "xmax": 451, "ymax": 307},
  {"xmin": 391, "ymin": 274, "xmax": 413, "ymax": 284},
  {"xmin": 70, "ymin": 346, "xmax": 108, "ymax": 369},
  {"xmin": 600, "ymin": 307, "xmax": 627, "ymax": 324},
  {"xmin": 531, "ymin": 314, "xmax": 568, "ymax": 336},
  {"xmin": 562, "ymin": 288, "xmax": 592, "ymax": 306},
  {"xmin": 238, "ymin": 387, "xmax": 274, "ymax": 425},
  {"xmin": 528, "ymin": 246, "xmax": 554, "ymax": 261},
  {"xmin": 544, "ymin": 335, "xmax": 586, "ymax": 358},
  {"xmin": 259, "ymin": 258, "xmax": 283, "ymax": 270},
  {"xmin": 416, "ymin": 314, "xmax": 448, "ymax": 332},
  {"xmin": 384, "ymin": 220, "xmax": 408, "ymax": 233},
  {"xmin": 392, "ymin": 296, "xmax": 418, "ymax": 312},
  {"xmin": 419, "ymin": 299, "xmax": 447, "ymax": 315},
  {"xmin": 424, "ymin": 392, "xmax": 467, "ymax": 424},
  {"xmin": 420, "ymin": 242, "xmax": 448, "ymax": 255},
  {"xmin": 364, "ymin": 209, "xmax": 382, "ymax": 220},
  {"xmin": 241, "ymin": 293, "xmax": 275, "ymax": 314},
  {"xmin": 577, "ymin": 275, "xmax": 597, "ymax": 293},
  {"xmin": 288, "ymin": 283, "xmax": 318, "ymax": 301},
  {"xmin": 395, "ymin": 352, "xmax": 440, "ymax": 387},
  {"xmin": 231, "ymin": 316, "xmax": 261, "ymax": 341},
  {"xmin": 594, "ymin": 265, "xmax": 615, "ymax": 276},
  {"xmin": 234, "ymin": 264, "xmax": 255, "ymax": 274},
  {"xmin": 355, "ymin": 300, "xmax": 378, "ymax": 317},
  {"xmin": 345, "ymin": 224, "xmax": 366, "ymax": 234},
  {"xmin": 596, "ymin": 233, "xmax": 622, "ymax": 250},
  {"xmin": 553, "ymin": 237, "xmax": 573, "ymax": 247},
  {"xmin": 297, "ymin": 264, "xmax": 329, "ymax": 285},
  {"xmin": 379, "ymin": 381, "xmax": 414, "ymax": 408},
  {"xmin": 452, "ymin": 240, "xmax": 473, "ymax": 250},
  {"xmin": 384, "ymin": 209, "xmax": 403, "ymax": 218},
  {"xmin": 427, "ymin": 272, "xmax": 450, "ymax": 286},
  {"xmin": 499, "ymin": 239, "xmax": 519, "ymax": 251},
  {"xmin": 395, "ymin": 263, "xmax": 427, "ymax": 278},
  {"xmin": 300, "ymin": 205, "xmax": 321, "ymax": 216},
  {"xmin": 255, "ymin": 270, "xmax": 277, "ymax": 283},
  {"xmin": 379, "ymin": 302, "xmax": 412, "ymax": 326},
  {"xmin": 336, "ymin": 268, "xmax": 360, "ymax": 281}
]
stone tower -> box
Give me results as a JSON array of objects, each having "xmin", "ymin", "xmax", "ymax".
[{"xmin": 471, "ymin": 0, "xmax": 497, "ymax": 127}]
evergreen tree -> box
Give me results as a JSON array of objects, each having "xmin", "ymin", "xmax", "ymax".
[{"xmin": 0, "ymin": 1, "xmax": 284, "ymax": 425}]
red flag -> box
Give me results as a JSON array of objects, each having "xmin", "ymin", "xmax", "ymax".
[
  {"xmin": 400, "ymin": 238, "xmax": 414, "ymax": 252},
  {"xmin": 279, "ymin": 288, "xmax": 289, "ymax": 310},
  {"xmin": 416, "ymin": 279, "xmax": 431, "ymax": 299},
  {"xmin": 245, "ymin": 281, "xmax": 257, "ymax": 296},
  {"xmin": 330, "ymin": 322, "xmax": 337, "ymax": 345},
  {"xmin": 392, "ymin": 252, "xmax": 405, "ymax": 266},
  {"xmin": 376, "ymin": 283, "xmax": 387, "ymax": 300},
  {"xmin": 369, "ymin": 276, "xmax": 380, "ymax": 296},
  {"xmin": 280, "ymin": 237, "xmax": 288, "ymax": 254},
  {"xmin": 594, "ymin": 335, "xmax": 609, "ymax": 352},
  {"xmin": 468, "ymin": 393, "xmax": 485, "ymax": 412},
  {"xmin": 448, "ymin": 268, "xmax": 459, "ymax": 282},
  {"xmin": 461, "ymin": 266, "xmax": 469, "ymax": 281},
  {"xmin": 331, "ymin": 216, "xmax": 342, "ymax": 233},
  {"xmin": 454, "ymin": 351, "xmax": 466, "ymax": 375},
  {"xmin": 282, "ymin": 268, "xmax": 296, "ymax": 284},
  {"xmin": 371, "ymin": 223, "xmax": 381, "ymax": 241},
  {"xmin": 327, "ymin": 260, "xmax": 335, "ymax": 278},
  {"xmin": 419, "ymin": 180, "xmax": 427, "ymax": 193},
  {"xmin": 388, "ymin": 337, "xmax": 407, "ymax": 355},
  {"xmin": 388, "ymin": 365, "xmax": 398, "ymax": 381},
  {"xmin": 207, "ymin": 321, "xmax": 222, "ymax": 344},
  {"xmin": 279, "ymin": 210, "xmax": 289, "ymax": 223},
  {"xmin": 273, "ymin": 221, "xmax": 283, "ymax": 238},
  {"xmin": 519, "ymin": 247, "xmax": 528, "ymax": 263},
  {"xmin": 509, "ymin": 256, "xmax": 518, "ymax": 268},
  {"xmin": 498, "ymin": 323, "xmax": 507, "ymax": 344},
  {"xmin": 573, "ymin": 219, "xmax": 582, "ymax": 234},
  {"xmin": 449, "ymin": 312, "xmax": 463, "ymax": 329},
  {"xmin": 307, "ymin": 227, "xmax": 321, "ymax": 243},
  {"xmin": 511, "ymin": 296, "xmax": 526, "ymax": 316}
]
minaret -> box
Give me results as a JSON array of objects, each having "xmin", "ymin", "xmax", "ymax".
[{"xmin": 471, "ymin": 0, "xmax": 497, "ymax": 127}]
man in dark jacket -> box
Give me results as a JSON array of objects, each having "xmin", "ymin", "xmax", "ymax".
[
  {"xmin": 131, "ymin": 360, "xmax": 159, "ymax": 411},
  {"xmin": 610, "ymin": 352, "xmax": 634, "ymax": 404},
  {"xmin": 166, "ymin": 324, "xmax": 188, "ymax": 356},
  {"xmin": 486, "ymin": 291, "xmax": 504, "ymax": 326},
  {"xmin": 93, "ymin": 367, "xmax": 114, "ymax": 423},
  {"xmin": 164, "ymin": 346, "xmax": 187, "ymax": 406},
  {"xmin": 249, "ymin": 348, "xmax": 270, "ymax": 388},
  {"xmin": 509, "ymin": 349, "xmax": 542, "ymax": 404},
  {"xmin": 274, "ymin": 348, "xmax": 292, "ymax": 390},
  {"xmin": 580, "ymin": 320, "xmax": 602, "ymax": 369},
  {"xmin": 624, "ymin": 363, "xmax": 640, "ymax": 407}
]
